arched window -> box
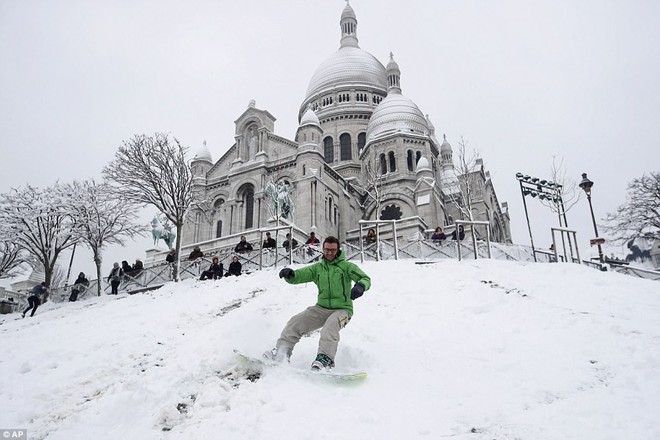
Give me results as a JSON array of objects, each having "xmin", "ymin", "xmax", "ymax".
[
  {"xmin": 238, "ymin": 185, "xmax": 255, "ymax": 230},
  {"xmin": 388, "ymin": 151, "xmax": 396, "ymax": 172},
  {"xmin": 357, "ymin": 132, "xmax": 366, "ymax": 153},
  {"xmin": 407, "ymin": 150, "xmax": 414, "ymax": 172},
  {"xmin": 327, "ymin": 196, "xmax": 333, "ymax": 222},
  {"xmin": 340, "ymin": 133, "xmax": 352, "ymax": 161},
  {"xmin": 416, "ymin": 151, "xmax": 422, "ymax": 164},
  {"xmin": 380, "ymin": 154, "xmax": 387, "ymax": 175},
  {"xmin": 245, "ymin": 189, "xmax": 254, "ymax": 229},
  {"xmin": 213, "ymin": 198, "xmax": 225, "ymax": 238},
  {"xmin": 324, "ymin": 136, "xmax": 334, "ymax": 163}
]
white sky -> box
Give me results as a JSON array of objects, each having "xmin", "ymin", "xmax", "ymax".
[
  {"xmin": 1, "ymin": 0, "xmax": 659, "ymax": 280},
  {"xmin": 2, "ymin": 259, "xmax": 659, "ymax": 438}
]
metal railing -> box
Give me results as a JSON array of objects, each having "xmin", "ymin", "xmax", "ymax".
[
  {"xmin": 37, "ymin": 225, "xmax": 660, "ymax": 306},
  {"xmin": 609, "ymin": 265, "xmax": 660, "ymax": 281}
]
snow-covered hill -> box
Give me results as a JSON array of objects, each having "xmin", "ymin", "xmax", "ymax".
[{"xmin": 2, "ymin": 259, "xmax": 659, "ymax": 440}]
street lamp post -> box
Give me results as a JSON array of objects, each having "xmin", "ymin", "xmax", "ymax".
[{"xmin": 578, "ymin": 173, "xmax": 605, "ymax": 267}]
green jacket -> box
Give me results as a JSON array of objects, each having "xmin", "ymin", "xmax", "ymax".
[{"xmin": 286, "ymin": 251, "xmax": 371, "ymax": 315}]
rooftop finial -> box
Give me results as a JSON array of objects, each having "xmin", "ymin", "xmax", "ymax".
[
  {"xmin": 389, "ymin": 51, "xmax": 394, "ymax": 60},
  {"xmin": 340, "ymin": 0, "xmax": 358, "ymax": 48}
]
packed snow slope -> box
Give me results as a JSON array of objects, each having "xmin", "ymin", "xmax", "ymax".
[{"xmin": 2, "ymin": 259, "xmax": 660, "ymax": 440}]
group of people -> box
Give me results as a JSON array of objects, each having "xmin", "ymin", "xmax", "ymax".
[
  {"xmin": 361, "ymin": 225, "xmax": 464, "ymax": 244},
  {"xmin": 121, "ymin": 259, "xmax": 144, "ymax": 276},
  {"xmin": 104, "ymin": 259, "xmax": 144, "ymax": 296},
  {"xmin": 234, "ymin": 232, "xmax": 321, "ymax": 253},
  {"xmin": 166, "ymin": 233, "xmax": 320, "ymax": 263},
  {"xmin": 21, "ymin": 271, "xmax": 91, "ymax": 317},
  {"xmin": 431, "ymin": 225, "xmax": 465, "ymax": 242},
  {"xmin": 199, "ymin": 255, "xmax": 242, "ymax": 280}
]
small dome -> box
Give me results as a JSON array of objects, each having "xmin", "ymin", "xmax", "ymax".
[
  {"xmin": 416, "ymin": 156, "xmax": 431, "ymax": 172},
  {"xmin": 440, "ymin": 134, "xmax": 452, "ymax": 154},
  {"xmin": 366, "ymin": 93, "xmax": 429, "ymax": 141},
  {"xmin": 300, "ymin": 107, "xmax": 321, "ymax": 127},
  {"xmin": 386, "ymin": 54, "xmax": 400, "ymax": 73},
  {"xmin": 193, "ymin": 141, "xmax": 212, "ymax": 163}
]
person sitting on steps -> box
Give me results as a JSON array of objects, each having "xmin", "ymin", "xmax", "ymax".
[
  {"xmin": 226, "ymin": 256, "xmax": 242, "ymax": 276},
  {"xmin": 200, "ymin": 256, "xmax": 223, "ymax": 280}
]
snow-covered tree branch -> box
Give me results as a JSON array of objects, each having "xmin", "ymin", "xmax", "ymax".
[
  {"xmin": 0, "ymin": 184, "xmax": 77, "ymax": 294},
  {"xmin": 0, "ymin": 241, "xmax": 31, "ymax": 280},
  {"xmin": 102, "ymin": 133, "xmax": 198, "ymax": 281},
  {"xmin": 603, "ymin": 171, "xmax": 660, "ymax": 243}
]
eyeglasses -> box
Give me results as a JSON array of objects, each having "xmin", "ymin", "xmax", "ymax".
[{"xmin": 322, "ymin": 247, "xmax": 339, "ymax": 253}]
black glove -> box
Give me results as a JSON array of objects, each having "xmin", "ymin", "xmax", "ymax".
[
  {"xmin": 279, "ymin": 268, "xmax": 295, "ymax": 279},
  {"xmin": 350, "ymin": 283, "xmax": 365, "ymax": 300}
]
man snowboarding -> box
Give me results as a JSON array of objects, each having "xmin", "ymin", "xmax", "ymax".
[{"xmin": 266, "ymin": 236, "xmax": 371, "ymax": 370}]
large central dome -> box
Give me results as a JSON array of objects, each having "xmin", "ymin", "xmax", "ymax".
[
  {"xmin": 299, "ymin": 2, "xmax": 387, "ymax": 119},
  {"xmin": 304, "ymin": 46, "xmax": 387, "ymax": 102}
]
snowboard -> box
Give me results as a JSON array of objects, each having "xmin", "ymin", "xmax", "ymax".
[{"xmin": 233, "ymin": 349, "xmax": 367, "ymax": 382}]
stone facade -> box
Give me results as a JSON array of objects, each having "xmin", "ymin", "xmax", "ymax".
[{"xmin": 181, "ymin": 3, "xmax": 511, "ymax": 251}]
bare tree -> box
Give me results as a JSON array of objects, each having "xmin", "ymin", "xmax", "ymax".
[
  {"xmin": 65, "ymin": 179, "xmax": 148, "ymax": 296},
  {"xmin": 354, "ymin": 152, "xmax": 395, "ymax": 254},
  {"xmin": 0, "ymin": 184, "xmax": 76, "ymax": 295},
  {"xmin": 0, "ymin": 241, "xmax": 31, "ymax": 279},
  {"xmin": 103, "ymin": 133, "xmax": 198, "ymax": 281},
  {"xmin": 536, "ymin": 156, "xmax": 583, "ymax": 229},
  {"xmin": 444, "ymin": 136, "xmax": 481, "ymax": 243},
  {"xmin": 359, "ymin": 152, "xmax": 391, "ymax": 221},
  {"xmin": 603, "ymin": 171, "xmax": 660, "ymax": 243}
]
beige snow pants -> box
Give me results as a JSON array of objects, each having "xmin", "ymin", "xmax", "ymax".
[{"xmin": 276, "ymin": 305, "xmax": 351, "ymax": 361}]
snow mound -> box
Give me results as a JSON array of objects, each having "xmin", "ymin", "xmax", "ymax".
[{"xmin": 2, "ymin": 259, "xmax": 659, "ymax": 440}]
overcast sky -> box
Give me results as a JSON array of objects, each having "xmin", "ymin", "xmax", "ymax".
[{"xmin": 1, "ymin": 0, "xmax": 659, "ymax": 281}]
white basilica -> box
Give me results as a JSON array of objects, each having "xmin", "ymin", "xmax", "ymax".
[{"xmin": 181, "ymin": 2, "xmax": 512, "ymax": 250}]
